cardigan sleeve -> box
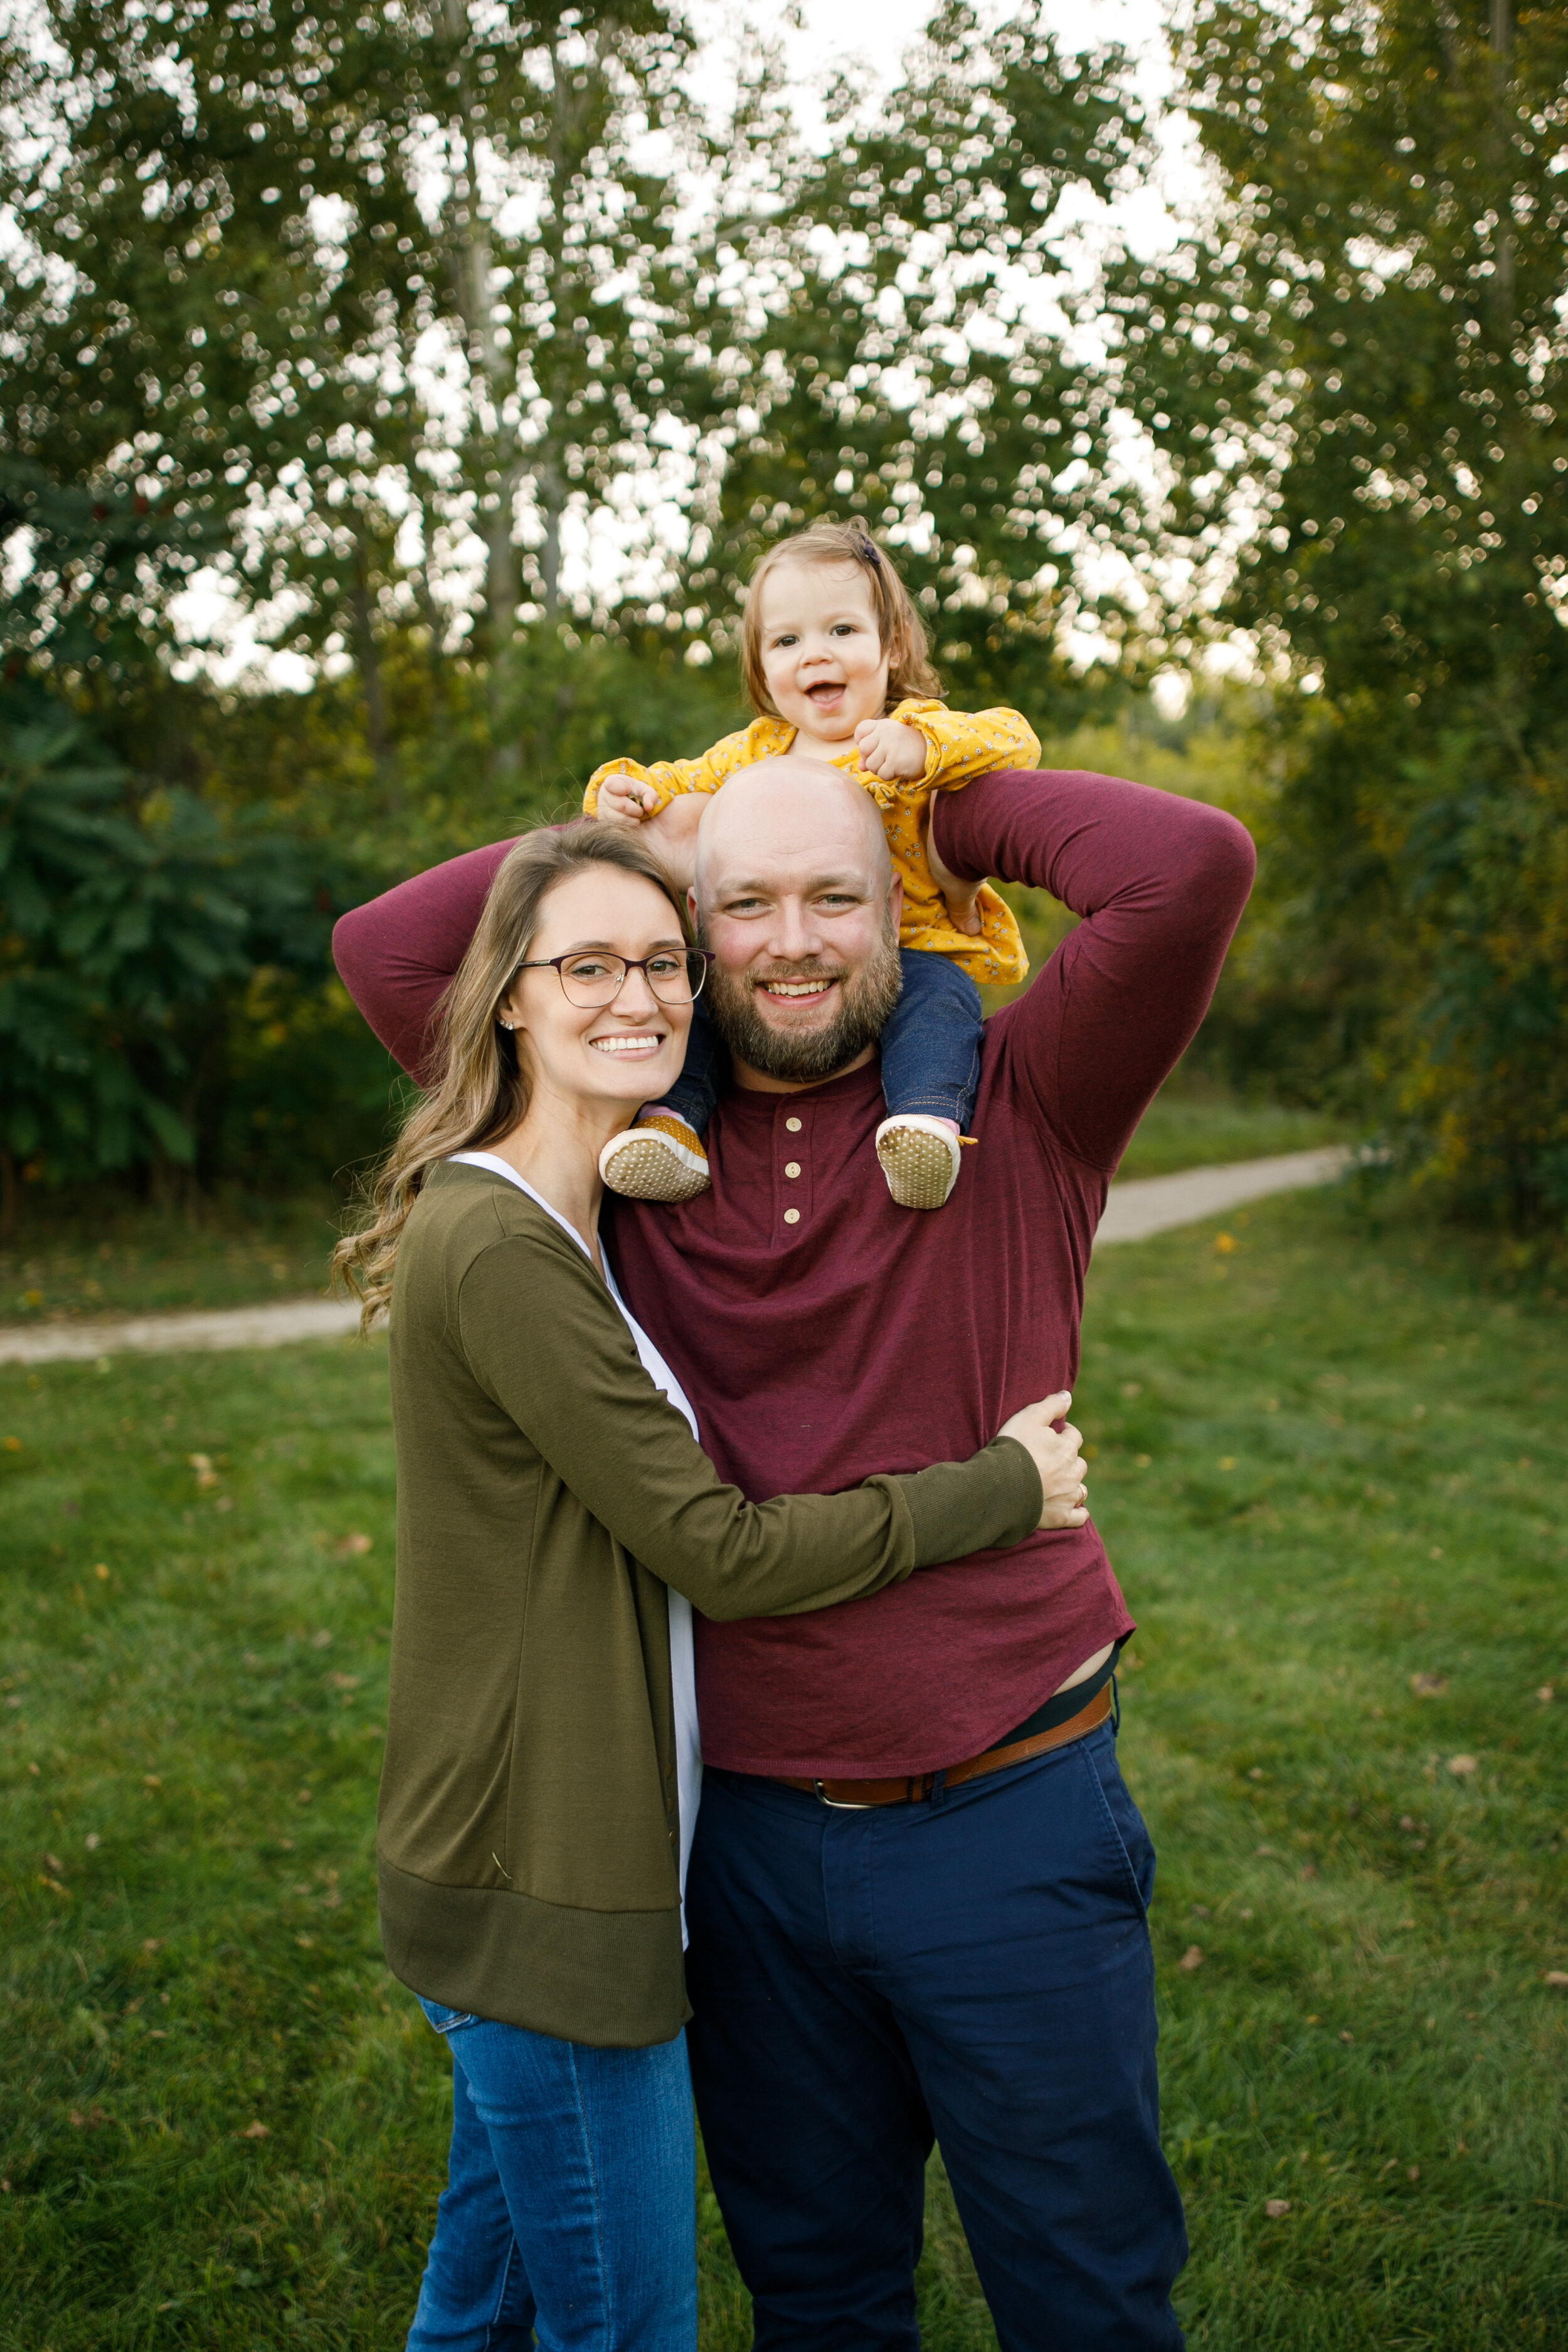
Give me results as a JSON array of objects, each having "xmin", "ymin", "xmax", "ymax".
[{"xmin": 455, "ymin": 1226, "xmax": 1042, "ymax": 1616}]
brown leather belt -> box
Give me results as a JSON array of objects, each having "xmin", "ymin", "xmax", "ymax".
[{"xmin": 775, "ymin": 1680, "xmax": 1113, "ymax": 1809}]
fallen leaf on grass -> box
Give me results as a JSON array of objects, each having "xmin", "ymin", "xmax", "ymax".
[
  {"xmin": 325, "ymin": 1671, "xmax": 360, "ymax": 1692},
  {"xmin": 68, "ymin": 2108, "xmax": 109, "ymax": 2130},
  {"xmin": 1544, "ymin": 1972, "xmax": 1568, "ymax": 1989},
  {"xmin": 239, "ymin": 2121, "xmax": 270, "ymax": 2140},
  {"xmin": 1535, "ymin": 1685, "xmax": 1554, "ymax": 1705},
  {"xmin": 1179, "ymin": 1946, "xmax": 1204, "ymax": 1972},
  {"xmin": 1264, "ymin": 2198, "xmax": 1291, "ymax": 2218},
  {"xmin": 309, "ymin": 1628, "xmax": 334, "ymax": 1649},
  {"xmin": 1447, "ymin": 1754, "xmax": 1478, "ymax": 1777},
  {"xmin": 1340, "ymin": 2030, "xmax": 1354, "ymax": 2044},
  {"xmin": 1411, "ymin": 1673, "xmax": 1448, "ymax": 1698},
  {"xmin": 1407, "ymin": 2164, "xmax": 1419, "ymax": 2180},
  {"xmin": 142, "ymin": 1938, "xmax": 163, "ymax": 1954},
  {"xmin": 335, "ymin": 1532, "xmax": 373, "ymax": 1559}
]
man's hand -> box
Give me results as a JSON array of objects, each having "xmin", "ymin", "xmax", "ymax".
[
  {"xmin": 923, "ymin": 802, "xmax": 985, "ymax": 937},
  {"xmin": 638, "ymin": 792, "xmax": 705, "ymax": 894},
  {"xmin": 997, "ymin": 1392, "xmax": 1089, "ymax": 1530},
  {"xmin": 596, "ymin": 773, "xmax": 659, "ymax": 823},
  {"xmin": 854, "ymin": 718, "xmax": 928, "ymax": 782}
]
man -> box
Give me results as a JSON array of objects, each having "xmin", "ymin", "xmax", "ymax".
[{"xmin": 334, "ymin": 755, "xmax": 1254, "ymax": 2349}]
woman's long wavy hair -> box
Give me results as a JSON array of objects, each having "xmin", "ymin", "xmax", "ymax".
[
  {"xmin": 332, "ymin": 822, "xmax": 692, "ymax": 1332},
  {"xmin": 739, "ymin": 522, "xmax": 945, "ymax": 717}
]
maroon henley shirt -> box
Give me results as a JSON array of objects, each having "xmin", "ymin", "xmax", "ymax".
[{"xmin": 334, "ymin": 768, "xmax": 1254, "ymax": 1777}]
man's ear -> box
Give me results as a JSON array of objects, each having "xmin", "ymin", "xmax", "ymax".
[
  {"xmin": 687, "ymin": 884, "xmax": 700, "ymax": 931},
  {"xmin": 888, "ymin": 874, "xmax": 904, "ymax": 932}
]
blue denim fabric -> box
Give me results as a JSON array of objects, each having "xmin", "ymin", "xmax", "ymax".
[
  {"xmin": 664, "ymin": 949, "xmax": 983, "ymax": 1138},
  {"xmin": 685, "ymin": 1724, "xmax": 1187, "ymax": 2351},
  {"xmin": 405, "ymin": 2003, "xmax": 697, "ymax": 2352},
  {"xmin": 879, "ymin": 948, "xmax": 983, "ymax": 1128}
]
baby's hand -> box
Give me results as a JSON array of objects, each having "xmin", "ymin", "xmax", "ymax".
[
  {"xmin": 853, "ymin": 719, "xmax": 928, "ymax": 783},
  {"xmin": 596, "ymin": 773, "xmax": 658, "ymax": 824}
]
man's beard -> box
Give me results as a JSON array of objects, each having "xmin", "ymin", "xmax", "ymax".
[{"xmin": 703, "ymin": 921, "xmax": 903, "ymax": 1084}]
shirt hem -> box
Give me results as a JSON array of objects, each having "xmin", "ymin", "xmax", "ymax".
[{"xmin": 697, "ymin": 1614, "xmax": 1136, "ymax": 1781}]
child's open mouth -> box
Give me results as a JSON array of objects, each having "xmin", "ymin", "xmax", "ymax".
[{"xmin": 805, "ymin": 681, "xmax": 845, "ymax": 708}]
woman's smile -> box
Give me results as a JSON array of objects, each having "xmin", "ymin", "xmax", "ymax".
[{"xmin": 588, "ymin": 1031, "xmax": 667, "ymax": 1058}]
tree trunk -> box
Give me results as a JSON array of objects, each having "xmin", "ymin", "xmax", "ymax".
[
  {"xmin": 1489, "ymin": 0, "xmax": 1515, "ymax": 325},
  {"xmin": 349, "ymin": 546, "xmax": 393, "ymax": 780}
]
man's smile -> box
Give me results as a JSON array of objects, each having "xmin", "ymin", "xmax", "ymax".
[{"xmin": 754, "ymin": 974, "xmax": 840, "ymax": 1005}]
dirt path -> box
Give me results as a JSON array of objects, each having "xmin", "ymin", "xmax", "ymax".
[{"xmin": 0, "ymin": 1147, "xmax": 1350, "ymax": 1369}]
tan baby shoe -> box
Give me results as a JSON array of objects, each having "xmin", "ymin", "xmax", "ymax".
[
  {"xmin": 874, "ymin": 1115, "xmax": 965, "ymax": 1210},
  {"xmin": 599, "ymin": 1115, "xmax": 711, "ymax": 1203}
]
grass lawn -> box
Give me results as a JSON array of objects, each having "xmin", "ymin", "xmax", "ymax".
[
  {"xmin": 0, "ymin": 1192, "xmax": 346, "ymax": 1327},
  {"xmin": 1, "ymin": 1190, "xmax": 1564, "ymax": 2346}
]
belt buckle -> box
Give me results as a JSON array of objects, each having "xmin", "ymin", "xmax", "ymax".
[{"xmin": 811, "ymin": 1778, "xmax": 877, "ymax": 1810}]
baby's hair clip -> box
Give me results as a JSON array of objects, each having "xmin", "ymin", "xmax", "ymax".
[{"xmin": 859, "ymin": 538, "xmax": 882, "ymax": 568}]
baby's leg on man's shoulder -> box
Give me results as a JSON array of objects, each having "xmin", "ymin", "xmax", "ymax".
[{"xmin": 874, "ymin": 951, "xmax": 984, "ymax": 1210}]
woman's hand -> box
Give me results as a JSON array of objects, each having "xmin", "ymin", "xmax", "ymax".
[{"xmin": 997, "ymin": 1392, "xmax": 1090, "ymax": 1530}]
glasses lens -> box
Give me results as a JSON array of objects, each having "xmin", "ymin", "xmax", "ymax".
[
  {"xmin": 646, "ymin": 952, "xmax": 704, "ymax": 1005},
  {"xmin": 558, "ymin": 955, "xmax": 626, "ymax": 1005}
]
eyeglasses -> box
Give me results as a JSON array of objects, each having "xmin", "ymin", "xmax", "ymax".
[{"xmin": 512, "ymin": 948, "xmax": 714, "ymax": 1009}]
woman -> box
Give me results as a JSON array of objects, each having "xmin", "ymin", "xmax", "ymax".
[{"xmin": 334, "ymin": 822, "xmax": 1091, "ymax": 2352}]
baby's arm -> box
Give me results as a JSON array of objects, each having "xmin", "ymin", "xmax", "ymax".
[
  {"xmin": 585, "ymin": 725, "xmax": 762, "ymax": 823},
  {"xmin": 891, "ymin": 702, "xmax": 1043, "ymax": 792}
]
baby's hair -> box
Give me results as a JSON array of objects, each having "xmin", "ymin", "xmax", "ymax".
[{"xmin": 740, "ymin": 522, "xmax": 944, "ymax": 717}]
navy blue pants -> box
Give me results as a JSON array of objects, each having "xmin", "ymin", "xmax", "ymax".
[
  {"xmin": 665, "ymin": 949, "xmax": 983, "ymax": 1138},
  {"xmin": 685, "ymin": 1724, "xmax": 1186, "ymax": 2351}
]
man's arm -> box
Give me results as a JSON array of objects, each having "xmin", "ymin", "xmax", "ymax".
[
  {"xmin": 930, "ymin": 769, "xmax": 1256, "ymax": 1173},
  {"xmin": 332, "ymin": 840, "xmax": 517, "ymax": 1084}
]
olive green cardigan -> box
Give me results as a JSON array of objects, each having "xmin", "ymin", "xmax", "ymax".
[{"xmin": 379, "ymin": 1160, "xmax": 1042, "ymax": 2048}]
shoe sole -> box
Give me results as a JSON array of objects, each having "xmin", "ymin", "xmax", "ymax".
[
  {"xmin": 601, "ymin": 1135, "xmax": 711, "ymax": 1204},
  {"xmin": 877, "ymin": 1128, "xmax": 959, "ymax": 1210}
]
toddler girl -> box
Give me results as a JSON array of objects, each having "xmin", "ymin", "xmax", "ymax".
[{"xmin": 584, "ymin": 522, "xmax": 1038, "ymax": 1209}]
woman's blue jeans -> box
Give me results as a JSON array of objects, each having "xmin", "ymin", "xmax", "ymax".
[{"xmin": 406, "ymin": 2000, "xmax": 697, "ymax": 2352}]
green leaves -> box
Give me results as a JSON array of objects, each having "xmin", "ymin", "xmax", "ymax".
[{"xmin": 1111, "ymin": 0, "xmax": 1568, "ymax": 1241}]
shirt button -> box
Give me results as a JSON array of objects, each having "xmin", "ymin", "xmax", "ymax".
[
  {"xmin": 785, "ymin": 1116, "xmax": 802, "ymax": 1133},
  {"xmin": 783, "ymin": 1207, "xmax": 801, "ymax": 1226},
  {"xmin": 785, "ymin": 1161, "xmax": 801, "ymax": 1179}
]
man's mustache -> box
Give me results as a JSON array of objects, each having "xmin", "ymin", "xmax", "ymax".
[{"xmin": 746, "ymin": 963, "xmax": 847, "ymax": 987}]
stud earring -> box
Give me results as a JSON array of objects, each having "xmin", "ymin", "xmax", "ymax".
[{"xmin": 499, "ymin": 1017, "xmax": 516, "ymax": 1030}]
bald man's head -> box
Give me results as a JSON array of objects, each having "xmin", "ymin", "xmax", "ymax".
[
  {"xmin": 692, "ymin": 755, "xmax": 892, "ymax": 909},
  {"xmin": 689, "ymin": 754, "xmax": 904, "ymax": 1087}
]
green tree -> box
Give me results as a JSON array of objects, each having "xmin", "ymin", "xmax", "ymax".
[
  {"xmin": 674, "ymin": 3, "xmax": 1146, "ymax": 714},
  {"xmin": 1111, "ymin": 0, "xmax": 1568, "ymax": 1233},
  {"xmin": 0, "ymin": 0, "xmax": 707, "ymax": 781}
]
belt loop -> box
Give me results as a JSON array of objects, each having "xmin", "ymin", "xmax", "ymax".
[
  {"xmin": 1110, "ymin": 1671, "xmax": 1121, "ymax": 1736},
  {"xmin": 929, "ymin": 1767, "xmax": 947, "ymax": 1808}
]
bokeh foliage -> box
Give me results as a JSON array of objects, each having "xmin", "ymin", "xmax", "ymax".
[
  {"xmin": 2, "ymin": 0, "xmax": 1565, "ymax": 1245},
  {"xmin": 1110, "ymin": 0, "xmax": 1568, "ymax": 1239}
]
